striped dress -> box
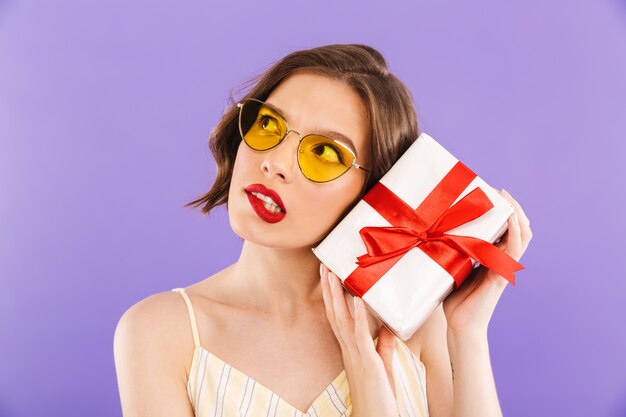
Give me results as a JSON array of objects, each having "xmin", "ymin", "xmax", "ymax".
[{"xmin": 172, "ymin": 287, "xmax": 429, "ymax": 417}]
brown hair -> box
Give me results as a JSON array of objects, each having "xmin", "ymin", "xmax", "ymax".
[{"xmin": 184, "ymin": 43, "xmax": 421, "ymax": 216}]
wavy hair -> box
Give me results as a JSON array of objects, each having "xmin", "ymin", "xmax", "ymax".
[{"xmin": 184, "ymin": 43, "xmax": 421, "ymax": 216}]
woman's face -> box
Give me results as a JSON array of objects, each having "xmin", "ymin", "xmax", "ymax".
[{"xmin": 228, "ymin": 69, "xmax": 371, "ymax": 249}]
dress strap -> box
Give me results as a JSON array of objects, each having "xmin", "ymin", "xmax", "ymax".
[{"xmin": 171, "ymin": 287, "xmax": 201, "ymax": 349}]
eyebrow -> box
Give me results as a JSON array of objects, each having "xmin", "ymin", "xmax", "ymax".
[{"xmin": 266, "ymin": 102, "xmax": 358, "ymax": 155}]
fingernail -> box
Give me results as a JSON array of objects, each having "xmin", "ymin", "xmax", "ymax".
[
  {"xmin": 513, "ymin": 213, "xmax": 519, "ymax": 225},
  {"xmin": 327, "ymin": 271, "xmax": 333, "ymax": 284},
  {"xmin": 319, "ymin": 263, "xmax": 324, "ymax": 277},
  {"xmin": 353, "ymin": 297, "xmax": 360, "ymax": 311}
]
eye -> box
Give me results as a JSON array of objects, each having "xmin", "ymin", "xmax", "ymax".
[
  {"xmin": 256, "ymin": 114, "xmax": 282, "ymax": 135},
  {"xmin": 312, "ymin": 143, "xmax": 344, "ymax": 164}
]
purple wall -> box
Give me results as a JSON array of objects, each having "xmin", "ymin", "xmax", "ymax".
[{"xmin": 1, "ymin": 1, "xmax": 625, "ymax": 416}]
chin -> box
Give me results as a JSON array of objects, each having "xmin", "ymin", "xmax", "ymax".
[{"xmin": 231, "ymin": 219, "xmax": 322, "ymax": 251}]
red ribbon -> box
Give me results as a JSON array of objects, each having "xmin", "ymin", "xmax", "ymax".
[{"xmin": 342, "ymin": 161, "xmax": 524, "ymax": 298}]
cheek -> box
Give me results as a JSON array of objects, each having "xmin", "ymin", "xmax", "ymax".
[
  {"xmin": 232, "ymin": 143, "xmax": 249, "ymax": 173},
  {"xmin": 228, "ymin": 145, "xmax": 253, "ymax": 203},
  {"xmin": 302, "ymin": 179, "xmax": 363, "ymax": 231},
  {"xmin": 231, "ymin": 144, "xmax": 257, "ymax": 185}
]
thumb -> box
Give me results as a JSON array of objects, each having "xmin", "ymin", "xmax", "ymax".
[{"xmin": 375, "ymin": 324, "xmax": 397, "ymax": 396}]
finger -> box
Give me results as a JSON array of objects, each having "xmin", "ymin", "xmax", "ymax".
[
  {"xmin": 328, "ymin": 269, "xmax": 354, "ymax": 324},
  {"xmin": 500, "ymin": 189, "xmax": 532, "ymax": 246},
  {"xmin": 503, "ymin": 189, "xmax": 530, "ymax": 224},
  {"xmin": 505, "ymin": 211, "xmax": 523, "ymax": 262},
  {"xmin": 328, "ymin": 269, "xmax": 356, "ymax": 348},
  {"xmin": 502, "ymin": 189, "xmax": 530, "ymax": 226},
  {"xmin": 353, "ymin": 296, "xmax": 373, "ymax": 356},
  {"xmin": 353, "ymin": 297, "xmax": 396, "ymax": 397},
  {"xmin": 320, "ymin": 264, "xmax": 340, "ymax": 337},
  {"xmin": 375, "ymin": 324, "xmax": 397, "ymax": 395}
]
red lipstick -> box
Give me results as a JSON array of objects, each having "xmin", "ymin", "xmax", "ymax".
[{"xmin": 244, "ymin": 184, "xmax": 287, "ymax": 224}]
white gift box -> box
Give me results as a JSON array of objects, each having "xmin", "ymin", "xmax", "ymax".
[{"xmin": 312, "ymin": 132, "xmax": 519, "ymax": 341}]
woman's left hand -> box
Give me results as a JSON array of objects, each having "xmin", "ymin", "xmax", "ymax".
[
  {"xmin": 443, "ymin": 188, "xmax": 533, "ymax": 336},
  {"xmin": 320, "ymin": 263, "xmax": 400, "ymax": 417}
]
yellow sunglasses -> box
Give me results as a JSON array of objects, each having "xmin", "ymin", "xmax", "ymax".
[{"xmin": 237, "ymin": 98, "xmax": 370, "ymax": 183}]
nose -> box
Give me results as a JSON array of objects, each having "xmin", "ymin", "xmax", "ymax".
[{"xmin": 261, "ymin": 130, "xmax": 300, "ymax": 182}]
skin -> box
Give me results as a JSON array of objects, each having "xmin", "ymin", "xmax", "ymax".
[
  {"xmin": 113, "ymin": 68, "xmax": 533, "ymax": 417},
  {"xmin": 322, "ymin": 189, "xmax": 532, "ymax": 417}
]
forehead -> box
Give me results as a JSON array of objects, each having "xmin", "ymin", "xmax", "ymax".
[
  {"xmin": 264, "ymin": 71, "xmax": 370, "ymax": 160},
  {"xmin": 263, "ymin": 101, "xmax": 358, "ymax": 155}
]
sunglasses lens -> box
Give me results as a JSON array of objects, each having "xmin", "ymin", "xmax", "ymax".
[
  {"xmin": 239, "ymin": 100, "xmax": 287, "ymax": 151},
  {"xmin": 298, "ymin": 135, "xmax": 355, "ymax": 182},
  {"xmin": 238, "ymin": 99, "xmax": 358, "ymax": 182}
]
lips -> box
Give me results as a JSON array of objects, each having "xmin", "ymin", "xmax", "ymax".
[{"xmin": 244, "ymin": 184, "xmax": 287, "ymax": 213}]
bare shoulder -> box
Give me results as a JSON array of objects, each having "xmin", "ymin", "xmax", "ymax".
[
  {"xmin": 114, "ymin": 290, "xmax": 194, "ymax": 355},
  {"xmin": 113, "ymin": 290, "xmax": 197, "ymax": 416}
]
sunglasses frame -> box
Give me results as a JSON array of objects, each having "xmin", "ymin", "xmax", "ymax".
[{"xmin": 236, "ymin": 97, "xmax": 370, "ymax": 183}]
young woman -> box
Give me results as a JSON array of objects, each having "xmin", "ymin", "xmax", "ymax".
[{"xmin": 114, "ymin": 44, "xmax": 532, "ymax": 417}]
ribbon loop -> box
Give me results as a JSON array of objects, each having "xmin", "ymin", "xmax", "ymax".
[{"xmin": 343, "ymin": 161, "xmax": 524, "ymax": 298}]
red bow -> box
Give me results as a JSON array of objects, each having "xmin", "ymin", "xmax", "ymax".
[{"xmin": 342, "ymin": 161, "xmax": 524, "ymax": 298}]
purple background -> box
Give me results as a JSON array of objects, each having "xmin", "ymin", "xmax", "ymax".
[{"xmin": 1, "ymin": 1, "xmax": 625, "ymax": 416}]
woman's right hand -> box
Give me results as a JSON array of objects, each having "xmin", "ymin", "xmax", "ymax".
[{"xmin": 320, "ymin": 263, "xmax": 400, "ymax": 417}]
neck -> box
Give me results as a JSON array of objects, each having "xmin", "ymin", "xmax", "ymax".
[{"xmin": 229, "ymin": 239, "xmax": 324, "ymax": 319}]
